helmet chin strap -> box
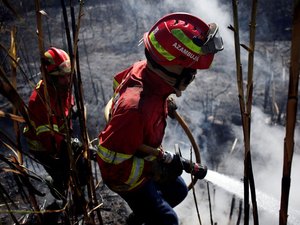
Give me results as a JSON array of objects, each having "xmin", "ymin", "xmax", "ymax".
[{"xmin": 145, "ymin": 49, "xmax": 196, "ymax": 94}]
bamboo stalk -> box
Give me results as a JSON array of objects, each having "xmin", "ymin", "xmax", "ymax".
[
  {"xmin": 0, "ymin": 66, "xmax": 33, "ymax": 130},
  {"xmin": 206, "ymin": 182, "xmax": 214, "ymax": 225},
  {"xmin": 61, "ymin": 0, "xmax": 86, "ymax": 213},
  {"xmin": 70, "ymin": 1, "xmax": 97, "ymax": 224},
  {"xmin": 230, "ymin": 1, "xmax": 250, "ymax": 224},
  {"xmin": 0, "ymin": 110, "xmax": 25, "ymax": 123},
  {"xmin": 279, "ymin": 1, "xmax": 300, "ymax": 225},
  {"xmin": 231, "ymin": 0, "xmax": 260, "ymax": 224},
  {"xmin": 34, "ymin": 0, "xmax": 53, "ymax": 137},
  {"xmin": 236, "ymin": 199, "xmax": 243, "ymax": 225},
  {"xmin": 60, "ymin": 1, "xmax": 101, "ymax": 223},
  {"xmin": 246, "ymin": 0, "xmax": 259, "ymax": 224},
  {"xmin": 59, "ymin": 1, "xmax": 90, "ymax": 222},
  {"xmin": 70, "ymin": 1, "xmax": 103, "ymax": 224},
  {"xmin": 9, "ymin": 26, "xmax": 23, "ymax": 166},
  {"xmin": 228, "ymin": 195, "xmax": 236, "ymax": 225},
  {"xmin": 0, "ymin": 43, "xmax": 36, "ymax": 90},
  {"xmin": 34, "ymin": 0, "xmax": 45, "ymax": 58}
]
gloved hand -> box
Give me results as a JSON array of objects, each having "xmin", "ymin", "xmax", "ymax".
[
  {"xmin": 161, "ymin": 150, "xmax": 174, "ymax": 163},
  {"xmin": 152, "ymin": 153, "xmax": 183, "ymax": 184},
  {"xmin": 181, "ymin": 158, "xmax": 207, "ymax": 180},
  {"xmin": 71, "ymin": 138, "xmax": 83, "ymax": 155},
  {"xmin": 169, "ymin": 154, "xmax": 184, "ymax": 177}
]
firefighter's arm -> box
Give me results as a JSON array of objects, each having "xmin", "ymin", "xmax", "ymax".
[
  {"xmin": 138, "ymin": 144, "xmax": 160, "ymax": 156},
  {"xmin": 138, "ymin": 144, "xmax": 174, "ymax": 163},
  {"xmin": 138, "ymin": 144, "xmax": 207, "ymax": 179}
]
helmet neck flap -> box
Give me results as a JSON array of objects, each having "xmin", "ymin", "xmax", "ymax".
[{"xmin": 145, "ymin": 48, "xmax": 195, "ymax": 96}]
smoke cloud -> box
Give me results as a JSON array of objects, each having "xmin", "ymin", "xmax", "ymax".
[{"xmin": 171, "ymin": 106, "xmax": 300, "ymax": 225}]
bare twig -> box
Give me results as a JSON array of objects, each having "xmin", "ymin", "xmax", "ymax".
[{"xmin": 279, "ymin": 1, "xmax": 300, "ymax": 225}]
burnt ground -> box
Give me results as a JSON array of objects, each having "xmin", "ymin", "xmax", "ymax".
[{"xmin": 0, "ymin": 155, "xmax": 130, "ymax": 225}]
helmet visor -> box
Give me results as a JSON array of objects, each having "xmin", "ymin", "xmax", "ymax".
[
  {"xmin": 194, "ymin": 23, "xmax": 223, "ymax": 55},
  {"xmin": 203, "ymin": 23, "xmax": 223, "ymax": 54}
]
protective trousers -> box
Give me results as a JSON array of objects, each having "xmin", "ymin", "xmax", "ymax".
[
  {"xmin": 32, "ymin": 149, "xmax": 69, "ymax": 197},
  {"xmin": 120, "ymin": 177, "xmax": 188, "ymax": 225}
]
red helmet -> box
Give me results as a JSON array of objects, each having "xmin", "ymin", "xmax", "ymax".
[
  {"xmin": 43, "ymin": 47, "xmax": 71, "ymax": 76},
  {"xmin": 143, "ymin": 12, "xmax": 223, "ymax": 69}
]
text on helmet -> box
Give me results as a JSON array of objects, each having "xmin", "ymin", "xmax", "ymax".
[{"xmin": 172, "ymin": 42, "xmax": 200, "ymax": 62}]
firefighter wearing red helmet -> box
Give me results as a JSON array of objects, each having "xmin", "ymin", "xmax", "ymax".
[
  {"xmin": 23, "ymin": 47, "xmax": 86, "ymax": 206},
  {"xmin": 96, "ymin": 13, "xmax": 223, "ymax": 225}
]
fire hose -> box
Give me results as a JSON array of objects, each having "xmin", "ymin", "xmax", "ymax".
[{"xmin": 173, "ymin": 110, "xmax": 205, "ymax": 189}]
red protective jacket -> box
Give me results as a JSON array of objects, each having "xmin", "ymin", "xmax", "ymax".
[
  {"xmin": 97, "ymin": 60, "xmax": 174, "ymax": 192},
  {"xmin": 23, "ymin": 80, "xmax": 73, "ymax": 154}
]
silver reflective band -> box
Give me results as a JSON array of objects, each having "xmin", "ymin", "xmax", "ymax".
[{"xmin": 201, "ymin": 23, "xmax": 224, "ymax": 54}]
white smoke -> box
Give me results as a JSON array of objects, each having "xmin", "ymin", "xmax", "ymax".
[{"xmin": 173, "ymin": 106, "xmax": 300, "ymax": 225}]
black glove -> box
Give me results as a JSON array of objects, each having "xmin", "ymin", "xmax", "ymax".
[
  {"xmin": 159, "ymin": 150, "xmax": 174, "ymax": 163},
  {"xmin": 152, "ymin": 154, "xmax": 183, "ymax": 184},
  {"xmin": 71, "ymin": 138, "xmax": 83, "ymax": 155},
  {"xmin": 181, "ymin": 158, "xmax": 207, "ymax": 180},
  {"xmin": 169, "ymin": 154, "xmax": 184, "ymax": 177}
]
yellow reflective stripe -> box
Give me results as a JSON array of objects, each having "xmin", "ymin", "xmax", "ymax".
[
  {"xmin": 110, "ymin": 176, "xmax": 145, "ymax": 192},
  {"xmin": 36, "ymin": 126, "xmax": 50, "ymax": 135},
  {"xmin": 128, "ymin": 177, "xmax": 145, "ymax": 191},
  {"xmin": 125, "ymin": 157, "xmax": 144, "ymax": 187},
  {"xmin": 149, "ymin": 31, "xmax": 175, "ymax": 61},
  {"xmin": 143, "ymin": 155, "xmax": 157, "ymax": 161},
  {"xmin": 36, "ymin": 124, "xmax": 59, "ymax": 135},
  {"xmin": 171, "ymin": 29, "xmax": 202, "ymax": 54},
  {"xmin": 97, "ymin": 144, "xmax": 132, "ymax": 164},
  {"xmin": 53, "ymin": 124, "xmax": 59, "ymax": 132},
  {"xmin": 113, "ymin": 78, "xmax": 120, "ymax": 91}
]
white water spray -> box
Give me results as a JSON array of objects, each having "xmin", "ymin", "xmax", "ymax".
[{"xmin": 205, "ymin": 170, "xmax": 300, "ymax": 225}]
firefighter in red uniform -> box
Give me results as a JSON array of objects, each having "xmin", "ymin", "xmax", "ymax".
[
  {"xmin": 23, "ymin": 47, "xmax": 76, "ymax": 200},
  {"xmin": 97, "ymin": 13, "xmax": 224, "ymax": 225}
]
